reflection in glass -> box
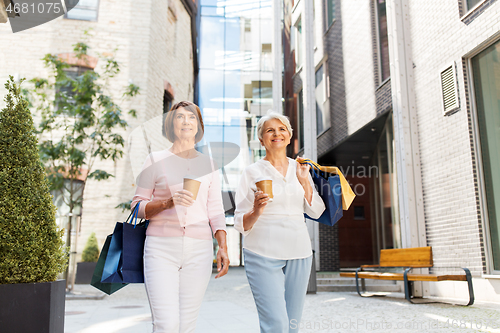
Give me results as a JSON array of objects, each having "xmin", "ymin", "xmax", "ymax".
[
  {"xmin": 472, "ymin": 40, "xmax": 500, "ymax": 271},
  {"xmin": 200, "ymin": 0, "xmax": 277, "ymax": 265}
]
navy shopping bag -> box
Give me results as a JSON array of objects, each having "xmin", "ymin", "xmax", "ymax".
[
  {"xmin": 101, "ymin": 202, "xmax": 148, "ymax": 284},
  {"xmin": 304, "ymin": 167, "xmax": 343, "ymax": 226},
  {"xmin": 90, "ymin": 234, "xmax": 129, "ymax": 295}
]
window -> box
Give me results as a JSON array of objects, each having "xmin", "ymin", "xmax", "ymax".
[
  {"xmin": 295, "ymin": 19, "xmax": 302, "ymax": 70},
  {"xmin": 326, "ymin": 0, "xmax": 335, "ymax": 28},
  {"xmin": 375, "ymin": 0, "xmax": 390, "ymax": 82},
  {"xmin": 56, "ymin": 66, "xmax": 93, "ymax": 112},
  {"xmin": 466, "ymin": 0, "xmax": 483, "ymax": 11},
  {"xmin": 261, "ymin": 44, "xmax": 272, "ymax": 72},
  {"xmin": 315, "ymin": 64, "xmax": 330, "ymax": 135},
  {"xmin": 298, "ymin": 90, "xmax": 304, "ymax": 150},
  {"xmin": 472, "ymin": 39, "xmax": 500, "ymax": 271},
  {"xmin": 64, "ymin": 0, "xmax": 99, "ymax": 21},
  {"xmin": 163, "ymin": 91, "xmax": 173, "ymax": 114}
]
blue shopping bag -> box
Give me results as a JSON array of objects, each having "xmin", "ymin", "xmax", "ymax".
[
  {"xmin": 304, "ymin": 167, "xmax": 343, "ymax": 226},
  {"xmin": 101, "ymin": 203, "xmax": 148, "ymax": 283}
]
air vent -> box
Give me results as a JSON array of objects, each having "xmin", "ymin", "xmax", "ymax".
[{"xmin": 440, "ymin": 64, "xmax": 460, "ymax": 115}]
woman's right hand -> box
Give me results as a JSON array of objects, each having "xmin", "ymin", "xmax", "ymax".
[
  {"xmin": 253, "ymin": 190, "xmax": 269, "ymax": 215},
  {"xmin": 172, "ymin": 189, "xmax": 195, "ymax": 207}
]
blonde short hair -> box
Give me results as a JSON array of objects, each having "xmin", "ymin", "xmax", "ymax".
[{"xmin": 257, "ymin": 111, "xmax": 293, "ymax": 140}]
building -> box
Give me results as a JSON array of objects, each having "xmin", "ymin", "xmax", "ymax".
[
  {"xmin": 0, "ymin": 0, "xmax": 199, "ymax": 283},
  {"xmin": 284, "ymin": 0, "xmax": 500, "ymax": 302}
]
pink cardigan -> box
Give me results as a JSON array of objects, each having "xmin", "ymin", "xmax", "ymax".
[{"xmin": 131, "ymin": 149, "xmax": 226, "ymax": 240}]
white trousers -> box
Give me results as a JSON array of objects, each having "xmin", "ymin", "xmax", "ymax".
[{"xmin": 144, "ymin": 236, "xmax": 213, "ymax": 333}]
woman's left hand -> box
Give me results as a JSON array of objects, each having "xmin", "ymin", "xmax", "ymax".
[
  {"xmin": 214, "ymin": 230, "xmax": 230, "ymax": 279},
  {"xmin": 296, "ymin": 157, "xmax": 311, "ymax": 183},
  {"xmin": 215, "ymin": 246, "xmax": 229, "ymax": 279}
]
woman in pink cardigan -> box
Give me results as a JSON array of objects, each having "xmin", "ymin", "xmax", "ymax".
[{"xmin": 131, "ymin": 101, "xmax": 229, "ymax": 333}]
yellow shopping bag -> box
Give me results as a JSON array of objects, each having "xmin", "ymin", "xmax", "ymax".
[{"xmin": 297, "ymin": 158, "xmax": 356, "ymax": 210}]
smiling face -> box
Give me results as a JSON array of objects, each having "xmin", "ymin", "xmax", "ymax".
[
  {"xmin": 260, "ymin": 118, "xmax": 291, "ymax": 151},
  {"xmin": 172, "ymin": 107, "xmax": 199, "ymax": 142}
]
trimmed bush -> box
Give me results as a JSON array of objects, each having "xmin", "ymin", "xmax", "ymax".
[
  {"xmin": 81, "ymin": 232, "xmax": 99, "ymax": 263},
  {"xmin": 0, "ymin": 77, "xmax": 67, "ymax": 284}
]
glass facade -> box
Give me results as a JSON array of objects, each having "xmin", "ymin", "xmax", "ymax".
[
  {"xmin": 199, "ymin": 0, "xmax": 275, "ymax": 265},
  {"xmin": 472, "ymin": 40, "xmax": 500, "ymax": 271}
]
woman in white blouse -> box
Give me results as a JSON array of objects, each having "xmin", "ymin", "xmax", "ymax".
[{"xmin": 234, "ymin": 112, "xmax": 325, "ymax": 333}]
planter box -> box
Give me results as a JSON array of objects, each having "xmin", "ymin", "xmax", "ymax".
[
  {"xmin": 76, "ymin": 262, "xmax": 97, "ymax": 284},
  {"xmin": 0, "ymin": 279, "xmax": 65, "ymax": 333}
]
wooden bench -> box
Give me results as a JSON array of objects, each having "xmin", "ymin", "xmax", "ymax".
[{"xmin": 339, "ymin": 246, "xmax": 474, "ymax": 306}]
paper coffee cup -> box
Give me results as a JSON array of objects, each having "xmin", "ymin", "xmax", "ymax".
[
  {"xmin": 184, "ymin": 176, "xmax": 201, "ymax": 200},
  {"xmin": 256, "ymin": 178, "xmax": 273, "ymax": 202}
]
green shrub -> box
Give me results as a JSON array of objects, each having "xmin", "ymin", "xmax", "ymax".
[
  {"xmin": 0, "ymin": 76, "xmax": 67, "ymax": 284},
  {"xmin": 81, "ymin": 232, "xmax": 99, "ymax": 263}
]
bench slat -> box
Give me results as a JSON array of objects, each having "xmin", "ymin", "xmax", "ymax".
[
  {"xmin": 379, "ymin": 246, "xmax": 433, "ymax": 268},
  {"xmin": 339, "ymin": 272, "xmax": 467, "ymax": 282}
]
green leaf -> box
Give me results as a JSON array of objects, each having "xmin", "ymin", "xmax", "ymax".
[{"xmin": 87, "ymin": 170, "xmax": 114, "ymax": 181}]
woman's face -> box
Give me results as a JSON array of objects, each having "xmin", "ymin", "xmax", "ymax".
[
  {"xmin": 260, "ymin": 118, "xmax": 291, "ymax": 151},
  {"xmin": 173, "ymin": 107, "xmax": 198, "ymax": 141}
]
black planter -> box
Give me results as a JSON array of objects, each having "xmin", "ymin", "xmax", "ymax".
[
  {"xmin": 0, "ymin": 279, "xmax": 65, "ymax": 333},
  {"xmin": 76, "ymin": 262, "xmax": 97, "ymax": 284}
]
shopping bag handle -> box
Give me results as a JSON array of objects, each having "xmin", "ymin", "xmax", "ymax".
[{"xmin": 125, "ymin": 202, "xmax": 140, "ymax": 227}]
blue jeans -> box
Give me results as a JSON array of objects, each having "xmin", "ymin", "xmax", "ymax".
[{"xmin": 243, "ymin": 248, "xmax": 312, "ymax": 333}]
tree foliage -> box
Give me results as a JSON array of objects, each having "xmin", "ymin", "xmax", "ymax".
[
  {"xmin": 81, "ymin": 232, "xmax": 99, "ymax": 262},
  {"xmin": 0, "ymin": 77, "xmax": 67, "ymax": 284},
  {"xmin": 29, "ymin": 39, "xmax": 139, "ymax": 216}
]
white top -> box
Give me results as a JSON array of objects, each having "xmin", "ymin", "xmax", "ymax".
[{"xmin": 234, "ymin": 158, "xmax": 325, "ymax": 260}]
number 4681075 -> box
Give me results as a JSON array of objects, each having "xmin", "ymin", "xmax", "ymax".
[{"xmin": 5, "ymin": 2, "xmax": 62, "ymax": 14}]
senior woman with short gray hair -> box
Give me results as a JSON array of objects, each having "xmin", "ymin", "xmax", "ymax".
[{"xmin": 234, "ymin": 111, "xmax": 325, "ymax": 333}]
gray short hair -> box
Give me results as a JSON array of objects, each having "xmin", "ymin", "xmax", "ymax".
[{"xmin": 257, "ymin": 111, "xmax": 293, "ymax": 140}]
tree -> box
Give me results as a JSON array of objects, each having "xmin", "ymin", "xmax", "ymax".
[
  {"xmin": 0, "ymin": 76, "xmax": 67, "ymax": 284},
  {"xmin": 28, "ymin": 38, "xmax": 139, "ymax": 288},
  {"xmin": 81, "ymin": 232, "xmax": 99, "ymax": 263}
]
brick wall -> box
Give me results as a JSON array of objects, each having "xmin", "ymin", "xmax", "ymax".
[
  {"xmin": 408, "ymin": 0, "xmax": 500, "ymax": 275},
  {"xmin": 0, "ymin": 0, "xmax": 195, "ymax": 258}
]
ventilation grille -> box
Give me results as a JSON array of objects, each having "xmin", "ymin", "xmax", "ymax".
[{"xmin": 440, "ymin": 64, "xmax": 459, "ymax": 115}]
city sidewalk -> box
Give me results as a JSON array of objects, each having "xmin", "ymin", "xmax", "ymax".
[{"xmin": 65, "ymin": 267, "xmax": 500, "ymax": 333}]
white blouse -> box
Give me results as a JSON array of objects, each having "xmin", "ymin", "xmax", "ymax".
[{"xmin": 234, "ymin": 158, "xmax": 325, "ymax": 260}]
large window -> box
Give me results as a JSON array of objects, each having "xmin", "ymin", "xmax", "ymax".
[
  {"xmin": 371, "ymin": 115, "xmax": 401, "ymax": 253},
  {"xmin": 472, "ymin": 39, "xmax": 500, "ymax": 271},
  {"xmin": 64, "ymin": 0, "xmax": 99, "ymax": 21},
  {"xmin": 375, "ymin": 0, "xmax": 390, "ymax": 82}
]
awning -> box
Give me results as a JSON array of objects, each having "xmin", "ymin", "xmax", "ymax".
[{"xmin": 318, "ymin": 111, "xmax": 390, "ymax": 169}]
